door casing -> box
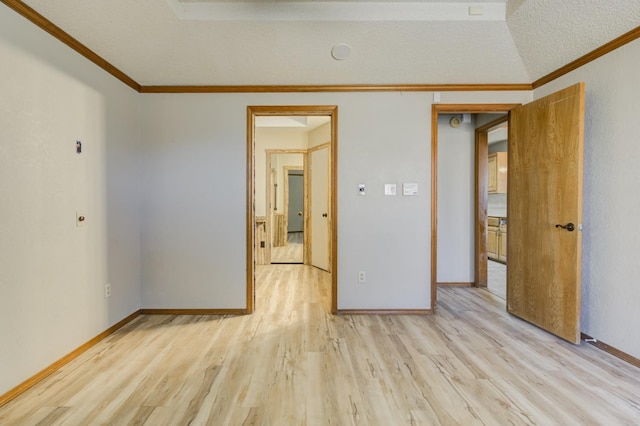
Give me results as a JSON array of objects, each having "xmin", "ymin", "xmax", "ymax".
[
  {"xmin": 474, "ymin": 114, "xmax": 510, "ymax": 287},
  {"xmin": 266, "ymin": 150, "xmax": 308, "ymax": 264},
  {"xmin": 247, "ymin": 105, "xmax": 338, "ymax": 314},
  {"xmin": 430, "ymin": 104, "xmax": 519, "ymax": 310}
]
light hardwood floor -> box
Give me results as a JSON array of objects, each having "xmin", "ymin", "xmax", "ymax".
[
  {"xmin": 271, "ymin": 232, "xmax": 303, "ymax": 264},
  {"xmin": 2, "ymin": 265, "xmax": 639, "ymax": 425}
]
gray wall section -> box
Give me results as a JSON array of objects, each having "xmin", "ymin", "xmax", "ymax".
[
  {"xmin": 0, "ymin": 7, "xmax": 141, "ymax": 395},
  {"xmin": 437, "ymin": 115, "xmax": 475, "ymax": 283}
]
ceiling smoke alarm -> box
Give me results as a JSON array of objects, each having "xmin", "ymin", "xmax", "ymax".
[{"xmin": 331, "ymin": 43, "xmax": 351, "ymax": 60}]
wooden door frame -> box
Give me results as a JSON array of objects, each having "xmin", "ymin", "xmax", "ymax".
[
  {"xmin": 266, "ymin": 150, "xmax": 308, "ymax": 265},
  {"xmin": 430, "ymin": 104, "xmax": 519, "ymax": 311},
  {"xmin": 474, "ymin": 114, "xmax": 510, "ymax": 287},
  {"xmin": 247, "ymin": 105, "xmax": 338, "ymax": 314},
  {"xmin": 283, "ymin": 165, "xmax": 305, "ymax": 244}
]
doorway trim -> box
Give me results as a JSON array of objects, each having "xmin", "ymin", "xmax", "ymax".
[
  {"xmin": 430, "ymin": 104, "xmax": 519, "ymax": 311},
  {"xmin": 247, "ymin": 105, "xmax": 338, "ymax": 314},
  {"xmin": 473, "ymin": 114, "xmax": 510, "ymax": 287},
  {"xmin": 266, "ymin": 150, "xmax": 308, "ymax": 265}
]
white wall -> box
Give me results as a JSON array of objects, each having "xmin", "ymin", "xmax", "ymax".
[
  {"xmin": 534, "ymin": 39, "xmax": 640, "ymax": 359},
  {"xmin": 140, "ymin": 91, "xmax": 531, "ymax": 311},
  {"xmin": 437, "ymin": 115, "xmax": 475, "ymax": 283},
  {"xmin": 309, "ymin": 122, "xmax": 331, "ymax": 148},
  {"xmin": 0, "ymin": 7, "xmax": 141, "ymax": 396}
]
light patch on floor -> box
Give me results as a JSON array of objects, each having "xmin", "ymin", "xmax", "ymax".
[{"xmin": 271, "ymin": 232, "xmax": 303, "ymax": 263}]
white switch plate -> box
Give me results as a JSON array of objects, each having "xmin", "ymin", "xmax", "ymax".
[
  {"xmin": 433, "ymin": 92, "xmax": 441, "ymax": 103},
  {"xmin": 384, "ymin": 184, "xmax": 397, "ymax": 196},
  {"xmin": 403, "ymin": 183, "xmax": 418, "ymax": 196},
  {"xmin": 358, "ymin": 183, "xmax": 366, "ymax": 196}
]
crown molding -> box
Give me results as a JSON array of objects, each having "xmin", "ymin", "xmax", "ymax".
[
  {"xmin": 532, "ymin": 25, "xmax": 640, "ymax": 89},
  {"xmin": 1, "ymin": 0, "xmax": 141, "ymax": 91},
  {"xmin": 140, "ymin": 84, "xmax": 532, "ymax": 93}
]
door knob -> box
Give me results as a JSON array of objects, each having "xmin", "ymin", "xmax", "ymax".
[
  {"xmin": 322, "ymin": 213, "xmax": 328, "ymax": 217},
  {"xmin": 297, "ymin": 211, "xmax": 303, "ymax": 216},
  {"xmin": 555, "ymin": 223, "xmax": 575, "ymax": 231}
]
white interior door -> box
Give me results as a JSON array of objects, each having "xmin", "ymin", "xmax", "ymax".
[{"xmin": 311, "ymin": 147, "xmax": 330, "ymax": 271}]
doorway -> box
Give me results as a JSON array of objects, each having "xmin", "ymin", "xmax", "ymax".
[
  {"xmin": 432, "ymin": 84, "xmax": 585, "ymax": 343},
  {"xmin": 247, "ymin": 106, "xmax": 338, "ymax": 314},
  {"xmin": 431, "ymin": 104, "xmax": 519, "ymax": 310},
  {"xmin": 268, "ymin": 152, "xmax": 307, "ymax": 264},
  {"xmin": 475, "ymin": 115, "xmax": 509, "ymax": 300}
]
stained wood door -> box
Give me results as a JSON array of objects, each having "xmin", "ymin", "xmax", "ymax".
[
  {"xmin": 310, "ymin": 147, "xmax": 330, "ymax": 271},
  {"xmin": 507, "ymin": 83, "xmax": 585, "ymax": 344}
]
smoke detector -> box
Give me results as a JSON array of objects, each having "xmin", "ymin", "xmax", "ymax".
[{"xmin": 331, "ymin": 43, "xmax": 351, "ymax": 60}]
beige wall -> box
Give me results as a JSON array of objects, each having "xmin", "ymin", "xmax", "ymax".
[{"xmin": 255, "ymin": 128, "xmax": 308, "ymax": 218}]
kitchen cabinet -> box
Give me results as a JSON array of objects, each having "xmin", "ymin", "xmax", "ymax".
[
  {"xmin": 498, "ymin": 222, "xmax": 507, "ymax": 262},
  {"xmin": 488, "ymin": 152, "xmax": 508, "ymax": 193},
  {"xmin": 487, "ymin": 216, "xmax": 507, "ymax": 263}
]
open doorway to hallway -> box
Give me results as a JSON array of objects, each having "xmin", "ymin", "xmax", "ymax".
[
  {"xmin": 431, "ymin": 104, "xmax": 517, "ymax": 310},
  {"xmin": 247, "ymin": 106, "xmax": 338, "ymax": 314}
]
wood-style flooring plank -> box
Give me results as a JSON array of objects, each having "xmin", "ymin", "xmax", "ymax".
[{"xmin": 1, "ymin": 265, "xmax": 639, "ymax": 425}]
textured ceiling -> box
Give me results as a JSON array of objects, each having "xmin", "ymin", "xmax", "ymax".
[{"xmin": 16, "ymin": 0, "xmax": 640, "ymax": 86}]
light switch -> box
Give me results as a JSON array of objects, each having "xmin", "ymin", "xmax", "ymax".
[
  {"xmin": 384, "ymin": 184, "xmax": 397, "ymax": 196},
  {"xmin": 403, "ymin": 183, "xmax": 418, "ymax": 196}
]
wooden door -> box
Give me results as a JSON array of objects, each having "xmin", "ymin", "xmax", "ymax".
[
  {"xmin": 310, "ymin": 147, "xmax": 330, "ymax": 271},
  {"xmin": 507, "ymin": 83, "xmax": 585, "ymax": 344}
]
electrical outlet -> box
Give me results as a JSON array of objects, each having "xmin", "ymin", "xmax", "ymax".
[
  {"xmin": 358, "ymin": 271, "xmax": 366, "ymax": 283},
  {"xmin": 105, "ymin": 283, "xmax": 111, "ymax": 298}
]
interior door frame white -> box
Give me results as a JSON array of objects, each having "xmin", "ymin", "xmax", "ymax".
[{"xmin": 247, "ymin": 105, "xmax": 338, "ymax": 314}]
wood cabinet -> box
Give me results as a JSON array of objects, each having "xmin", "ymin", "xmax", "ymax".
[
  {"xmin": 488, "ymin": 152, "xmax": 508, "ymax": 193},
  {"xmin": 487, "ymin": 217, "xmax": 500, "ymax": 260},
  {"xmin": 498, "ymin": 223, "xmax": 507, "ymax": 263},
  {"xmin": 487, "ymin": 216, "xmax": 507, "ymax": 263}
]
